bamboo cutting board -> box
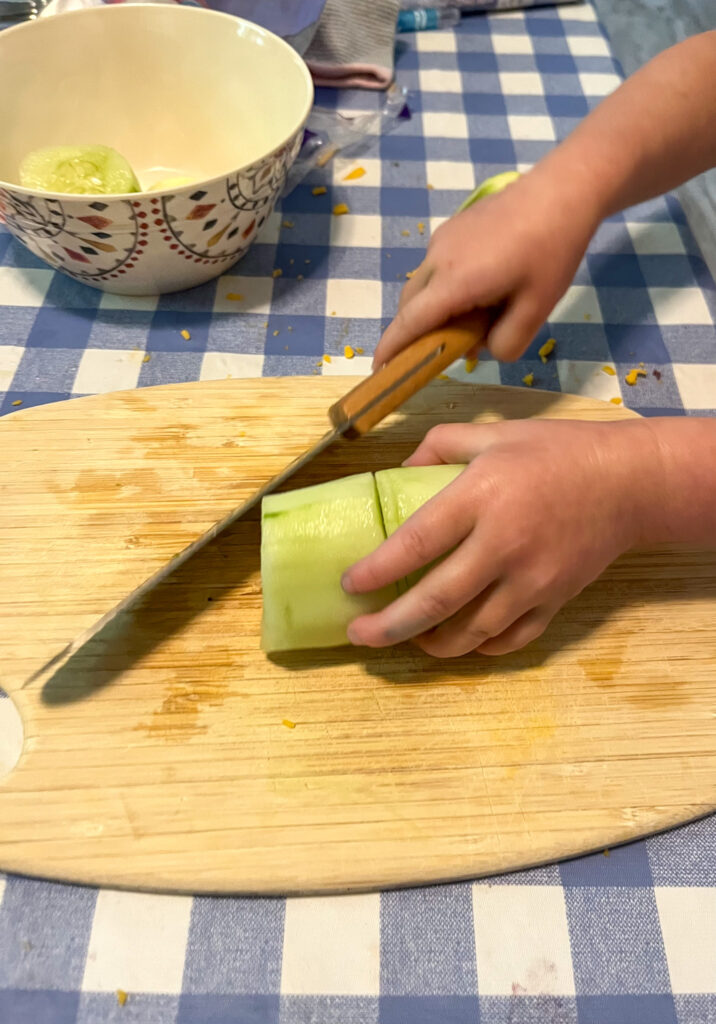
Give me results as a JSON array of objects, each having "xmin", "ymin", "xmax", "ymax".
[{"xmin": 1, "ymin": 377, "xmax": 716, "ymax": 894}]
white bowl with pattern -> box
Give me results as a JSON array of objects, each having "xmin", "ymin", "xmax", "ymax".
[{"xmin": 0, "ymin": 3, "xmax": 313, "ymax": 294}]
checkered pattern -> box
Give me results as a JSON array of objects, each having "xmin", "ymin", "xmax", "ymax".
[{"xmin": 1, "ymin": 4, "xmax": 716, "ymax": 1021}]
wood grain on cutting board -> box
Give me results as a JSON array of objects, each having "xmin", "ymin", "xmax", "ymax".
[{"xmin": 0, "ymin": 378, "xmax": 714, "ymax": 894}]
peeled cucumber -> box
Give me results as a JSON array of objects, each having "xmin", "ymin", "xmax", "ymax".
[
  {"xmin": 456, "ymin": 170, "xmax": 521, "ymax": 213},
  {"xmin": 19, "ymin": 145, "xmax": 141, "ymax": 195},
  {"xmin": 375, "ymin": 464, "xmax": 466, "ymax": 592},
  {"xmin": 375, "ymin": 465, "xmax": 466, "ymax": 537},
  {"xmin": 261, "ymin": 465, "xmax": 465, "ymax": 652},
  {"xmin": 261, "ymin": 473, "xmax": 398, "ymax": 652}
]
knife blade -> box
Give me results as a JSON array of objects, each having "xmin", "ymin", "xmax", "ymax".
[{"xmin": 21, "ymin": 310, "xmax": 491, "ymax": 689}]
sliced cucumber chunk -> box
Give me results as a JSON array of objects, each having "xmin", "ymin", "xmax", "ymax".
[
  {"xmin": 19, "ymin": 145, "xmax": 141, "ymax": 195},
  {"xmin": 261, "ymin": 473, "xmax": 398, "ymax": 653},
  {"xmin": 376, "ymin": 464, "xmax": 466, "ymax": 591},
  {"xmin": 261, "ymin": 465, "xmax": 466, "ymax": 652},
  {"xmin": 375, "ymin": 465, "xmax": 466, "ymax": 537}
]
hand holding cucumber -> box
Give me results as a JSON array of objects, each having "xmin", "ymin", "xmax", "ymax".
[{"xmin": 342, "ymin": 419, "xmax": 653, "ymax": 657}]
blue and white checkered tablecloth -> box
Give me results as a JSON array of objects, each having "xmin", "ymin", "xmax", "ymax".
[{"xmin": 2, "ymin": 4, "xmax": 716, "ymax": 1022}]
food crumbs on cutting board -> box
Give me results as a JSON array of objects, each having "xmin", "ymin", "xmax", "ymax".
[
  {"xmin": 297, "ymin": 274, "xmax": 304, "ymax": 281},
  {"xmin": 312, "ymin": 186, "xmax": 327, "ymax": 196},
  {"xmin": 330, "ymin": 311, "xmax": 337, "ymax": 316},
  {"xmin": 401, "ymin": 229, "xmax": 410, "ymax": 237},
  {"xmin": 355, "ymin": 347, "xmax": 364, "ymax": 355},
  {"xmin": 427, "ymin": 183, "xmax": 435, "ymax": 190},
  {"xmin": 116, "ymin": 990, "xmax": 128, "ymax": 1007},
  {"xmin": 601, "ymin": 365, "xmax": 616, "ymax": 376},
  {"xmin": 273, "ymin": 330, "xmax": 280, "ymax": 337},
  {"xmin": 538, "ymin": 337, "xmax": 556, "ymax": 363},
  {"xmin": 465, "ymin": 357, "xmax": 478, "ymax": 374},
  {"xmin": 625, "ymin": 368, "xmax": 646, "ymax": 385},
  {"xmin": 603, "ymin": 849, "xmax": 611, "ymax": 857},
  {"xmin": 610, "ymin": 397, "xmax": 623, "ymax": 405},
  {"xmin": 263, "ymin": 321, "xmax": 269, "ymax": 328},
  {"xmin": 344, "ymin": 345, "xmax": 355, "ymax": 359},
  {"xmin": 287, "ymin": 326, "xmax": 293, "ymax": 332},
  {"xmin": 282, "ymin": 719, "xmax": 296, "ymax": 729},
  {"xmin": 323, "ymin": 354, "xmax": 332, "ymax": 364},
  {"xmin": 405, "ymin": 270, "xmax": 416, "ymax": 280},
  {"xmin": 282, "ymin": 220, "xmax": 294, "ymax": 229},
  {"xmin": 142, "ymin": 353, "xmax": 151, "ymax": 363},
  {"xmin": 437, "ymin": 373, "xmax": 450, "ymax": 381},
  {"xmin": 417, "ymin": 221, "xmax": 425, "ymax": 235},
  {"xmin": 343, "ymin": 166, "xmax": 366, "ymax": 181},
  {"xmin": 333, "ymin": 203, "xmax": 349, "ymax": 216},
  {"xmin": 272, "ymin": 268, "xmax": 282, "ymax": 279},
  {"xmin": 225, "ymin": 293, "xmax": 243, "ymax": 302},
  {"xmin": 180, "ymin": 329, "xmax": 191, "ymax": 340},
  {"xmin": 11, "ymin": 399, "xmax": 22, "ymax": 406},
  {"xmin": 522, "ymin": 372, "xmax": 534, "ymax": 387}
]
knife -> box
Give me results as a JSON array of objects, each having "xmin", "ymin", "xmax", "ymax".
[{"xmin": 21, "ymin": 310, "xmax": 490, "ymax": 689}]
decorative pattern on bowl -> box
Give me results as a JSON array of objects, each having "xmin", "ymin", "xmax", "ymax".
[{"xmin": 0, "ymin": 132, "xmax": 302, "ymax": 295}]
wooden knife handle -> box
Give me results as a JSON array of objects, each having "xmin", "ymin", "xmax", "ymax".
[{"xmin": 328, "ymin": 310, "xmax": 492, "ymax": 437}]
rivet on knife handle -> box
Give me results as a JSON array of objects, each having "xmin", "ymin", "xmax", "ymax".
[{"xmin": 329, "ymin": 310, "xmax": 492, "ymax": 437}]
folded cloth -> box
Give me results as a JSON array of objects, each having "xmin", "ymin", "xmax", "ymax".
[{"xmin": 305, "ymin": 0, "xmax": 400, "ymax": 90}]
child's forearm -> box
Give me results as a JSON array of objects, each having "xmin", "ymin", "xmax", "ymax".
[
  {"xmin": 634, "ymin": 417, "xmax": 716, "ymax": 547},
  {"xmin": 532, "ymin": 31, "xmax": 716, "ymax": 226}
]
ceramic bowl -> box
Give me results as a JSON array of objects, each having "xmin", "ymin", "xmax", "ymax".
[{"xmin": 0, "ymin": 3, "xmax": 313, "ymax": 295}]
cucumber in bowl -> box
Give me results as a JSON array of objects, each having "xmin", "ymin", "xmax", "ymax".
[{"xmin": 19, "ymin": 145, "xmax": 141, "ymax": 195}]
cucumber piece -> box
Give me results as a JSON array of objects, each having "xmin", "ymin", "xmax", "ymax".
[
  {"xmin": 456, "ymin": 170, "xmax": 521, "ymax": 214},
  {"xmin": 19, "ymin": 145, "xmax": 141, "ymax": 195},
  {"xmin": 261, "ymin": 473, "xmax": 398, "ymax": 653},
  {"xmin": 376, "ymin": 465, "xmax": 466, "ymax": 590},
  {"xmin": 375, "ymin": 465, "xmax": 466, "ymax": 537},
  {"xmin": 261, "ymin": 465, "xmax": 467, "ymax": 651}
]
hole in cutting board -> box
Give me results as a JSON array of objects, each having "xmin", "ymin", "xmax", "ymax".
[{"xmin": 0, "ymin": 689, "xmax": 23, "ymax": 779}]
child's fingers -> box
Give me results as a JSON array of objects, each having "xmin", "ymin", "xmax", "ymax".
[
  {"xmin": 373, "ymin": 266, "xmax": 484, "ymax": 369},
  {"xmin": 477, "ymin": 605, "xmax": 556, "ymax": 656},
  {"xmin": 373, "ymin": 286, "xmax": 443, "ymax": 368},
  {"xmin": 342, "ymin": 484, "xmax": 473, "ymax": 597},
  {"xmin": 485, "ymin": 292, "xmax": 546, "ymax": 362},
  {"xmin": 404, "ymin": 422, "xmax": 503, "ymax": 467},
  {"xmin": 397, "ymin": 261, "xmax": 430, "ymax": 311},
  {"xmin": 414, "ymin": 582, "xmax": 528, "ymax": 658},
  {"xmin": 346, "ymin": 534, "xmax": 492, "ymax": 647}
]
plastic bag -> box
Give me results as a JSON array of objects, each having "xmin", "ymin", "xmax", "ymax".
[{"xmin": 284, "ymin": 80, "xmax": 409, "ymax": 192}]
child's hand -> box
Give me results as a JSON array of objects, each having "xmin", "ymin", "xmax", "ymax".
[
  {"xmin": 343, "ymin": 418, "xmax": 656, "ymax": 657},
  {"xmin": 374, "ymin": 168, "xmax": 600, "ymax": 369}
]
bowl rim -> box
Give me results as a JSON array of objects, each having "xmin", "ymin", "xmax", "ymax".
[{"xmin": 0, "ymin": 2, "xmax": 314, "ymax": 201}]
